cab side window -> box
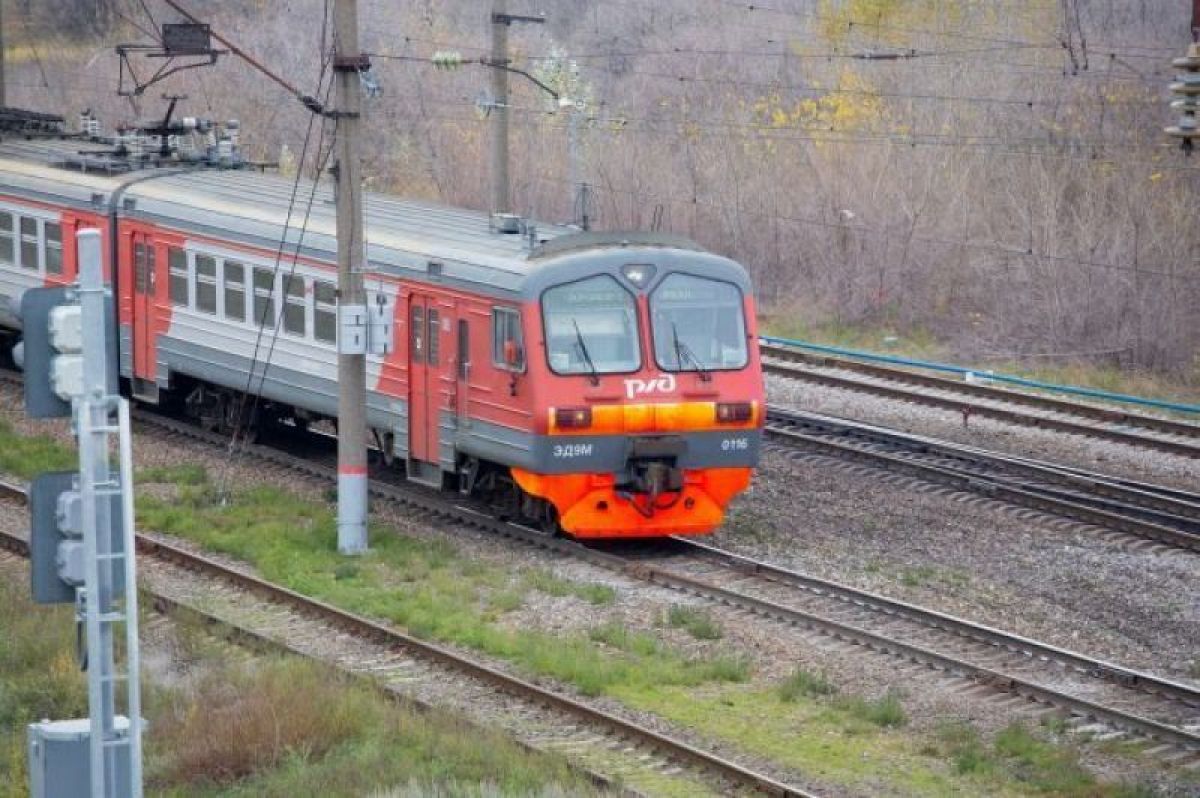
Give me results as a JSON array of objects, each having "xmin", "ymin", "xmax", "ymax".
[
  {"xmin": 0, "ymin": 213, "xmax": 13, "ymax": 265},
  {"xmin": 491, "ymin": 307, "xmax": 524, "ymax": 371}
]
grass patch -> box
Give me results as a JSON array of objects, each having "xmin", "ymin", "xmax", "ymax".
[
  {"xmin": 665, "ymin": 604, "xmax": 723, "ymax": 640},
  {"xmin": 898, "ymin": 565, "xmax": 971, "ymax": 590},
  {"xmin": 0, "ymin": 578, "xmax": 88, "ymax": 793},
  {"xmin": 935, "ymin": 721, "xmax": 994, "ymax": 776},
  {"xmin": 900, "ymin": 565, "xmax": 936, "ymax": 588},
  {"xmin": 135, "ymin": 477, "xmax": 746, "ymax": 700},
  {"xmin": 835, "ymin": 689, "xmax": 908, "ymax": 729},
  {"xmin": 777, "ymin": 667, "xmax": 838, "ymax": 702},
  {"xmin": 0, "ymin": 419, "xmax": 75, "ymax": 480},
  {"xmin": 0, "ymin": 563, "xmax": 606, "ymax": 797},
  {"xmin": 993, "ymin": 722, "xmax": 1096, "ymax": 794},
  {"xmin": 137, "ymin": 463, "xmax": 209, "ymax": 486},
  {"xmin": 524, "ymin": 568, "xmax": 616, "ymax": 606}
]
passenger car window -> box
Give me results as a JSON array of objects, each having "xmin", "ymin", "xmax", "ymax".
[
  {"xmin": 651, "ymin": 273, "xmax": 748, "ymax": 372},
  {"xmin": 313, "ymin": 281, "xmax": 336, "ymax": 343},
  {"xmin": 0, "ymin": 213, "xmax": 13, "ymax": 265},
  {"xmin": 19, "ymin": 217, "xmax": 38, "ymax": 270},
  {"xmin": 195, "ymin": 255, "xmax": 217, "ymax": 314},
  {"xmin": 283, "ymin": 274, "xmax": 306, "ymax": 336},
  {"xmin": 168, "ymin": 248, "xmax": 189, "ymax": 307},
  {"xmin": 457, "ymin": 319, "xmax": 470, "ymax": 378},
  {"xmin": 253, "ymin": 268, "xmax": 276, "ymax": 326},
  {"xmin": 411, "ymin": 305, "xmax": 425, "ymax": 360},
  {"xmin": 491, "ymin": 307, "xmax": 524, "ymax": 371},
  {"xmin": 223, "ymin": 261, "xmax": 246, "ymax": 321},
  {"xmin": 542, "ymin": 275, "xmax": 640, "ymax": 375},
  {"xmin": 44, "ymin": 223, "xmax": 62, "ymax": 275},
  {"xmin": 427, "ymin": 309, "xmax": 440, "ymax": 365}
]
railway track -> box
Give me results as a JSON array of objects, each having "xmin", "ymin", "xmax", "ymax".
[
  {"xmin": 760, "ymin": 342, "xmax": 1200, "ymax": 459},
  {"xmin": 114, "ymin": 412, "xmax": 1200, "ymax": 770},
  {"xmin": 5, "ymin": 376, "xmax": 1199, "ymax": 778},
  {"xmin": 0, "ymin": 481, "xmax": 814, "ymax": 798},
  {"xmin": 765, "ymin": 406, "xmax": 1200, "ymax": 554}
]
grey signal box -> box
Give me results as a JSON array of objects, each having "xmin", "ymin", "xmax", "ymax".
[
  {"xmin": 30, "ymin": 471, "xmax": 124, "ymax": 605},
  {"xmin": 21, "ymin": 286, "xmax": 117, "ymax": 419},
  {"xmin": 28, "ymin": 717, "xmax": 132, "ymax": 798}
]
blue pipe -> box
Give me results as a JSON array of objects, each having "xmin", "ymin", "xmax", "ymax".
[{"xmin": 759, "ymin": 335, "xmax": 1200, "ymax": 416}]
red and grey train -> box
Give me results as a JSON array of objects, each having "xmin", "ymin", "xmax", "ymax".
[{"xmin": 0, "ymin": 137, "xmax": 764, "ymax": 538}]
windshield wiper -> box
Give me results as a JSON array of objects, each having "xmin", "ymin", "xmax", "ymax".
[
  {"xmin": 672, "ymin": 322, "xmax": 711, "ymax": 382},
  {"xmin": 572, "ymin": 319, "xmax": 601, "ymax": 386}
]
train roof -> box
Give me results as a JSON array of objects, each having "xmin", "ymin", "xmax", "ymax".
[{"xmin": 0, "ymin": 137, "xmax": 750, "ymax": 299}]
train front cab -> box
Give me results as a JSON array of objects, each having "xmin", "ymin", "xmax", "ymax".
[{"xmin": 511, "ymin": 252, "xmax": 764, "ymax": 539}]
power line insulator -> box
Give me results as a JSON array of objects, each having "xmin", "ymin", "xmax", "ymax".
[
  {"xmin": 1165, "ymin": 43, "xmax": 1200, "ymax": 151},
  {"xmin": 432, "ymin": 51, "xmax": 466, "ymax": 70}
]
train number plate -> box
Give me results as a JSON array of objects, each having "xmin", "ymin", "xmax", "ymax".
[
  {"xmin": 721, "ymin": 437, "xmax": 750, "ymax": 452},
  {"xmin": 553, "ymin": 443, "xmax": 594, "ymax": 459}
]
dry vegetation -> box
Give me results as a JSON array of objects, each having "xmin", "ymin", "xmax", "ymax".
[{"xmin": 5, "ymin": 0, "xmax": 1198, "ymax": 378}]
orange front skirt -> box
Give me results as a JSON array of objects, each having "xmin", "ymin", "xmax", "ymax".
[{"xmin": 511, "ymin": 467, "xmax": 752, "ymax": 539}]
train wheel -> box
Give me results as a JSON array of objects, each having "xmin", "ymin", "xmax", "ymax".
[{"xmin": 540, "ymin": 501, "xmax": 563, "ymax": 537}]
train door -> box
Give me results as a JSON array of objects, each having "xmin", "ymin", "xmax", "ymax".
[
  {"xmin": 408, "ymin": 293, "xmax": 443, "ymax": 469},
  {"xmin": 130, "ymin": 232, "xmax": 158, "ymax": 400}
]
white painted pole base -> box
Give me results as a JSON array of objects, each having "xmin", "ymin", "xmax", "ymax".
[{"xmin": 337, "ymin": 472, "xmax": 369, "ymax": 555}]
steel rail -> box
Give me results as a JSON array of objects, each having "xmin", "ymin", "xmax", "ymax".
[
  {"xmin": 0, "ymin": 525, "xmax": 624, "ymax": 796},
  {"xmin": 0, "ymin": 480, "xmax": 816, "ymax": 798},
  {"xmin": 765, "ymin": 407, "xmax": 1200, "ymax": 553},
  {"xmin": 606, "ymin": 544, "xmax": 1200, "ymax": 756},
  {"xmin": 767, "ymin": 407, "xmax": 1200, "ymax": 527},
  {"xmin": 6, "ymin": 385, "xmax": 1196, "ymax": 768},
  {"xmin": 760, "ymin": 344, "xmax": 1200, "ymax": 459},
  {"xmin": 670, "ymin": 537, "xmax": 1200, "ymax": 710},
  {"xmin": 89, "ymin": 418, "xmax": 1200, "ymax": 759}
]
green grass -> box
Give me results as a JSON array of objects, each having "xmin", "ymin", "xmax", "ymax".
[
  {"xmin": 665, "ymin": 604, "xmax": 724, "ymax": 640},
  {"xmin": 0, "ymin": 578, "xmax": 88, "ymax": 796},
  {"xmin": 135, "ymin": 475, "xmax": 747, "ymax": 699},
  {"xmin": 524, "ymin": 568, "xmax": 616, "ymax": 606},
  {"xmin": 0, "ymin": 564, "xmax": 605, "ymax": 798},
  {"xmin": 993, "ymin": 722, "xmax": 1097, "ymax": 794},
  {"xmin": 0, "ymin": 419, "xmax": 75, "ymax": 480},
  {"xmin": 899, "ymin": 565, "xmax": 971, "ymax": 590},
  {"xmin": 137, "ymin": 463, "xmax": 209, "ymax": 486},
  {"xmin": 835, "ymin": 689, "xmax": 908, "ymax": 729},
  {"xmin": 620, "ymin": 680, "xmax": 1167, "ymax": 798},
  {"xmin": 777, "ymin": 667, "xmax": 839, "ymax": 702}
]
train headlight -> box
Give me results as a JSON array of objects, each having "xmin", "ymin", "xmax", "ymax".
[
  {"xmin": 621, "ymin": 263, "xmax": 656, "ymax": 289},
  {"xmin": 716, "ymin": 402, "xmax": 753, "ymax": 424},
  {"xmin": 554, "ymin": 407, "xmax": 593, "ymax": 429}
]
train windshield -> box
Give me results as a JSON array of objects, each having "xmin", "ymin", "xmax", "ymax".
[
  {"xmin": 543, "ymin": 275, "xmax": 641, "ymax": 375},
  {"xmin": 651, "ymin": 273, "xmax": 748, "ymax": 372}
]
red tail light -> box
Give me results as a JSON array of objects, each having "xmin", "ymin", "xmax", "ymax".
[
  {"xmin": 554, "ymin": 407, "xmax": 593, "ymax": 429},
  {"xmin": 716, "ymin": 402, "xmax": 753, "ymax": 423}
]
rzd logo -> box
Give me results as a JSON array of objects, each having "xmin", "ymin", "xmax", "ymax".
[{"xmin": 623, "ymin": 373, "xmax": 676, "ymax": 400}]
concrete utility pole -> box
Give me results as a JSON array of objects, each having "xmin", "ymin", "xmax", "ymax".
[
  {"xmin": 487, "ymin": 3, "xmax": 545, "ymax": 222},
  {"xmin": 490, "ymin": 0, "xmax": 511, "ymax": 217},
  {"xmin": 1, "ymin": 0, "xmax": 7, "ymax": 108},
  {"xmin": 333, "ymin": 0, "xmax": 369, "ymax": 554}
]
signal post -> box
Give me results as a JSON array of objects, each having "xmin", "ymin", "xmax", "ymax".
[{"xmin": 24, "ymin": 229, "xmax": 143, "ymax": 798}]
